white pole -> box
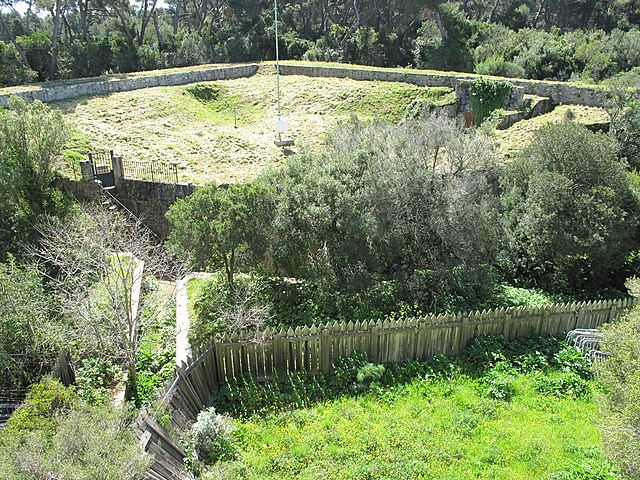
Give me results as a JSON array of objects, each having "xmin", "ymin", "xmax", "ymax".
[{"xmin": 274, "ymin": 0, "xmax": 281, "ymax": 117}]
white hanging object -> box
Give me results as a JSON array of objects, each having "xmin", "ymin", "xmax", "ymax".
[
  {"xmin": 275, "ymin": 114, "xmax": 288, "ymax": 133},
  {"xmin": 273, "ymin": 0, "xmax": 294, "ymax": 147}
]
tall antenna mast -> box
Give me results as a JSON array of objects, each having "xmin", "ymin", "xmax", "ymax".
[
  {"xmin": 274, "ymin": 0, "xmax": 281, "ymax": 116},
  {"xmin": 273, "ymin": 0, "xmax": 294, "ymax": 147}
]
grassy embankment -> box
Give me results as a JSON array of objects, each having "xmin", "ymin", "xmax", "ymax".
[{"xmin": 56, "ymin": 69, "xmax": 453, "ymax": 184}]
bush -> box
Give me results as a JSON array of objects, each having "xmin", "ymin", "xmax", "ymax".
[
  {"xmin": 533, "ymin": 370, "xmax": 590, "ymax": 398},
  {"xmin": 482, "ymin": 362, "xmax": 517, "ymax": 400},
  {"xmin": 598, "ymin": 280, "xmax": 640, "ymax": 477},
  {"xmin": 554, "ymin": 345, "xmax": 593, "ymax": 379},
  {"xmin": 501, "ymin": 121, "xmax": 640, "ymax": 293},
  {"xmin": 189, "ymin": 407, "xmax": 236, "ymax": 467},
  {"xmin": 4, "ymin": 377, "xmax": 76, "ymax": 439},
  {"xmin": 1, "ymin": 401, "xmax": 151, "ymax": 479},
  {"xmin": 0, "ymin": 41, "xmax": 36, "ymax": 87},
  {"xmin": 468, "ymin": 78, "xmax": 515, "ymax": 125},
  {"xmin": 475, "ymin": 55, "xmax": 525, "ymax": 78}
]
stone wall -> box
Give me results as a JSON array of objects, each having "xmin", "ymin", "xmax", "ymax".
[
  {"xmin": 114, "ymin": 179, "xmax": 196, "ymax": 238},
  {"xmin": 0, "ymin": 64, "xmax": 259, "ymax": 107},
  {"xmin": 279, "ymin": 64, "xmax": 608, "ymax": 107}
]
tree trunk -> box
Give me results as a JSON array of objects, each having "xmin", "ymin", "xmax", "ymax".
[
  {"xmin": 153, "ymin": 10, "xmax": 163, "ymax": 48},
  {"xmin": 173, "ymin": 0, "xmax": 181, "ymax": 34},
  {"xmin": 124, "ymin": 361, "xmax": 139, "ymax": 405},
  {"xmin": 49, "ymin": 0, "xmax": 63, "ymax": 80},
  {"xmin": 435, "ymin": 9, "xmax": 447, "ymax": 40}
]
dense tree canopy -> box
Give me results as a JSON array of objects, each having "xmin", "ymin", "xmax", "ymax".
[
  {"xmin": 3, "ymin": 0, "xmax": 640, "ymax": 84},
  {"xmin": 501, "ymin": 121, "xmax": 640, "ymax": 292}
]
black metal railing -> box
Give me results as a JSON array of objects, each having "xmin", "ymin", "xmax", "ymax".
[
  {"xmin": 88, "ymin": 150, "xmax": 113, "ymax": 173},
  {"xmin": 122, "ymin": 159, "xmax": 179, "ymax": 184}
]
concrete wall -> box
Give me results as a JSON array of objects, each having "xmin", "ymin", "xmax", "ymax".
[
  {"xmin": 114, "ymin": 179, "xmax": 196, "ymax": 238},
  {"xmin": 0, "ymin": 64, "xmax": 259, "ymax": 107},
  {"xmin": 279, "ymin": 64, "xmax": 608, "ymax": 107}
]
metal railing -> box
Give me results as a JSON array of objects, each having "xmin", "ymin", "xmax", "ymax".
[{"xmin": 122, "ymin": 159, "xmax": 179, "ymax": 184}]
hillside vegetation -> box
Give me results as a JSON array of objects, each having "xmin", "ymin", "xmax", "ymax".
[{"xmin": 57, "ymin": 68, "xmax": 454, "ymax": 183}]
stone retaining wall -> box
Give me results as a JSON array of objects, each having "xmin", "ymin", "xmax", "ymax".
[
  {"xmin": 0, "ymin": 64, "xmax": 259, "ymax": 107},
  {"xmin": 279, "ymin": 64, "xmax": 608, "ymax": 107},
  {"xmin": 114, "ymin": 179, "xmax": 196, "ymax": 239}
]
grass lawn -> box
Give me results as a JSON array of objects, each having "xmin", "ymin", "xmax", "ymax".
[{"xmin": 207, "ymin": 373, "xmax": 617, "ymax": 480}]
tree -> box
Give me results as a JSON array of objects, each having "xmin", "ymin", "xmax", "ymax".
[
  {"xmin": 606, "ymin": 73, "xmax": 640, "ymax": 170},
  {"xmin": 501, "ymin": 121, "xmax": 640, "ymax": 292},
  {"xmin": 33, "ymin": 205, "xmax": 182, "ymax": 404},
  {"xmin": 0, "ymin": 96, "xmax": 71, "ymax": 260},
  {"xmin": 0, "ymin": 40, "xmax": 35, "ymax": 86},
  {"xmin": 598, "ymin": 276, "xmax": 640, "ymax": 478},
  {"xmin": 264, "ymin": 115, "xmax": 501, "ymax": 291},
  {"xmin": 0, "ymin": 259, "xmax": 57, "ymax": 390},
  {"xmin": 166, "ymin": 182, "xmax": 275, "ymax": 289}
]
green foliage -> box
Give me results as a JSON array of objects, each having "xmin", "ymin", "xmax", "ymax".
[
  {"xmin": 188, "ymin": 271, "xmax": 270, "ymax": 348},
  {"xmin": 4, "ymin": 377, "xmax": 76, "ymax": 439},
  {"xmin": 1, "ymin": 400, "xmax": 151, "ymax": 480},
  {"xmin": 185, "ymin": 406, "xmax": 236, "ymax": 474},
  {"xmin": 0, "ymin": 97, "xmax": 71, "ymax": 259},
  {"xmin": 555, "ymin": 345, "xmax": 593, "ymax": 379},
  {"xmin": 606, "ymin": 74, "xmax": 640, "ymax": 169},
  {"xmin": 0, "ymin": 259, "xmax": 56, "ymax": 390},
  {"xmin": 206, "ymin": 339, "xmax": 608, "ymax": 480},
  {"xmin": 57, "ymin": 37, "xmax": 114, "ymax": 79},
  {"xmin": 135, "ymin": 300, "xmax": 177, "ymax": 405},
  {"xmin": 533, "ymin": 370, "xmax": 590, "ymax": 398},
  {"xmin": 0, "ymin": 41, "xmax": 36, "ymax": 87},
  {"xmin": 16, "ymin": 32, "xmax": 51, "ymax": 81},
  {"xmin": 598, "ymin": 277, "xmax": 640, "ymax": 477},
  {"xmin": 74, "ymin": 358, "xmax": 122, "ymax": 405},
  {"xmin": 331, "ymin": 351, "xmax": 385, "ymax": 391},
  {"xmin": 475, "ymin": 55, "xmax": 525, "ymax": 78},
  {"xmin": 166, "ymin": 182, "xmax": 275, "ymax": 287},
  {"xmin": 463, "ymin": 334, "xmax": 565, "ymax": 373},
  {"xmin": 468, "ymin": 78, "xmax": 515, "ymax": 125},
  {"xmin": 501, "ymin": 121, "xmax": 640, "ymax": 293},
  {"xmin": 264, "ymin": 116, "xmax": 500, "ymax": 297},
  {"xmin": 403, "ymin": 265, "xmax": 500, "ymax": 313},
  {"xmin": 482, "ymin": 362, "xmax": 517, "ymax": 400}
]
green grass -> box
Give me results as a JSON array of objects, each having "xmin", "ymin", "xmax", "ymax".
[
  {"xmin": 207, "ymin": 374, "xmax": 615, "ymax": 480},
  {"xmin": 496, "ymin": 105, "xmax": 610, "ymax": 161}
]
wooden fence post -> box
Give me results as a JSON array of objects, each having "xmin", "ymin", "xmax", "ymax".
[
  {"xmin": 321, "ymin": 328, "xmax": 331, "ymax": 373},
  {"xmin": 370, "ymin": 323, "xmax": 380, "ymax": 363}
]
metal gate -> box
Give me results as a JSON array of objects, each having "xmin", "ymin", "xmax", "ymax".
[{"xmin": 89, "ymin": 151, "xmax": 115, "ymax": 187}]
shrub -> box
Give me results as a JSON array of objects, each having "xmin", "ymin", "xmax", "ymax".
[
  {"xmin": 4, "ymin": 377, "xmax": 77, "ymax": 439},
  {"xmin": 598, "ymin": 279, "xmax": 640, "ymax": 477},
  {"xmin": 533, "ymin": 370, "xmax": 590, "ymax": 398},
  {"xmin": 468, "ymin": 78, "xmax": 515, "ymax": 125},
  {"xmin": 189, "ymin": 407, "xmax": 236, "ymax": 466},
  {"xmin": 501, "ymin": 121, "xmax": 640, "ymax": 293},
  {"xmin": 554, "ymin": 345, "xmax": 593, "ymax": 379},
  {"xmin": 332, "ymin": 351, "xmax": 371, "ymax": 388},
  {"xmin": 356, "ymin": 363, "xmax": 386, "ymax": 388},
  {"xmin": 1, "ymin": 402, "xmax": 151, "ymax": 479},
  {"xmin": 482, "ymin": 362, "xmax": 517, "ymax": 400},
  {"xmin": 475, "ymin": 55, "xmax": 525, "ymax": 78}
]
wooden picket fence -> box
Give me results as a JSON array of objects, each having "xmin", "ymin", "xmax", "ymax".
[
  {"xmin": 200, "ymin": 297, "xmax": 636, "ymax": 383},
  {"xmin": 135, "ymin": 297, "xmax": 637, "ymax": 480}
]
